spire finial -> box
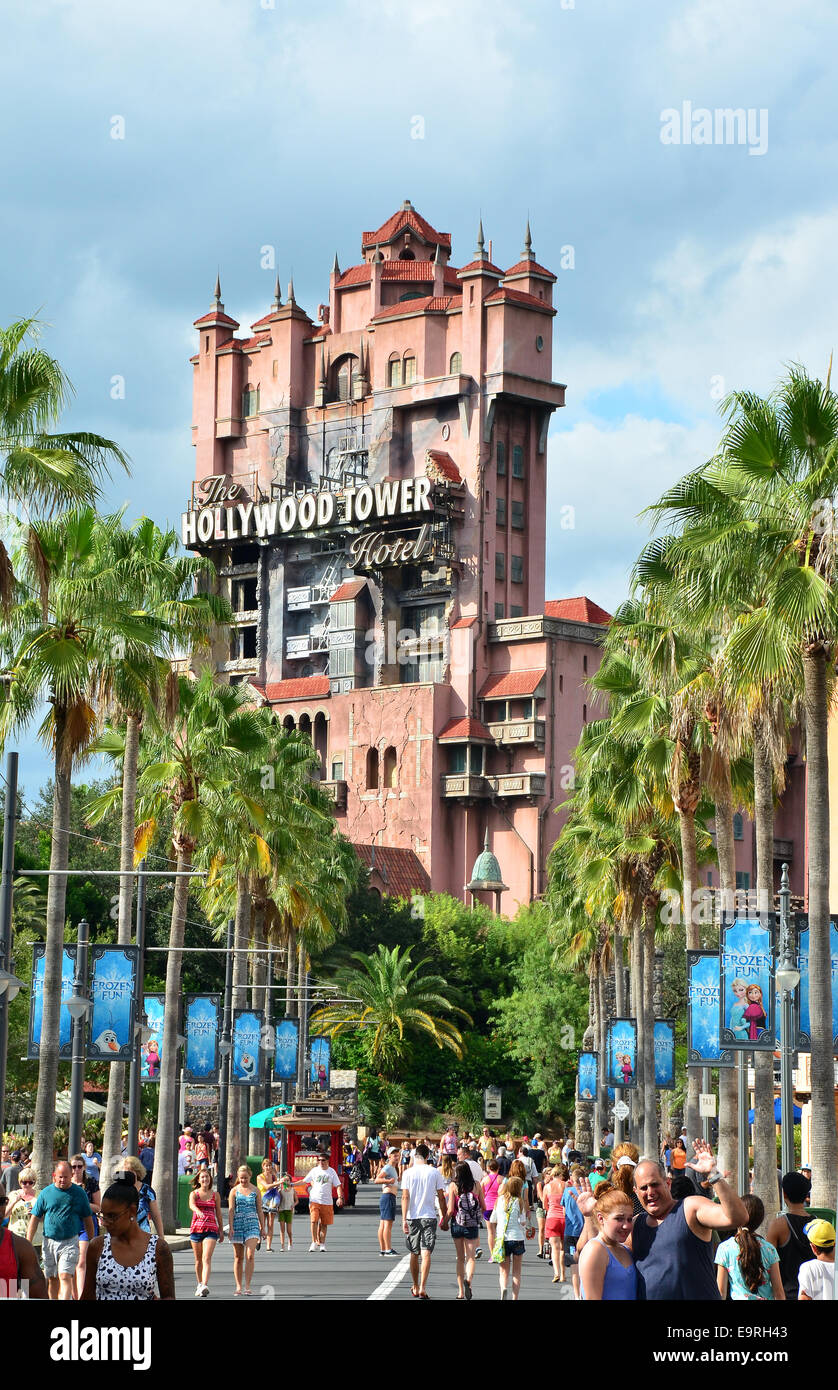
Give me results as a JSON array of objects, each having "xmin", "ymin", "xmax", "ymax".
[
  {"xmin": 332, "ymin": 250, "xmax": 340, "ymax": 277},
  {"xmin": 213, "ymin": 272, "xmax": 221, "ymax": 304},
  {"xmin": 272, "ymin": 274, "xmax": 282, "ymax": 310},
  {"xmin": 287, "ymin": 274, "xmax": 296, "ymax": 304},
  {"xmin": 476, "ymin": 217, "xmax": 485, "ymax": 257},
  {"xmin": 523, "ymin": 218, "xmax": 533, "ymax": 259}
]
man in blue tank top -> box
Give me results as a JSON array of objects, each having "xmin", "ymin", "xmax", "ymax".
[{"xmin": 579, "ymin": 1139, "xmax": 747, "ymax": 1300}]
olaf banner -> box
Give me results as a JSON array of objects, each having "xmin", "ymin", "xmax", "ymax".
[
  {"xmin": 794, "ymin": 914, "xmax": 838, "ymax": 1051},
  {"xmin": 273, "ymin": 1017, "xmax": 299, "ymax": 1080},
  {"xmin": 605, "ymin": 1018, "xmax": 638, "ymax": 1090},
  {"xmin": 719, "ymin": 916, "xmax": 776, "ymax": 1051},
  {"xmin": 686, "ymin": 950, "xmax": 734, "ymax": 1067},
  {"xmin": 183, "ymin": 995, "xmax": 221, "ymax": 1083},
  {"xmin": 653, "ymin": 1019, "xmax": 676, "ymax": 1090},
  {"xmin": 577, "ymin": 1051, "xmax": 598, "ymax": 1101},
  {"xmin": 231, "ymin": 1008, "xmax": 263, "ymax": 1086},
  {"xmin": 87, "ymin": 946, "xmax": 139, "ymax": 1061},
  {"xmin": 28, "ymin": 946, "xmax": 78, "ymax": 1059}
]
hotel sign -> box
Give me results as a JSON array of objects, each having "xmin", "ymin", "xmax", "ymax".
[{"xmin": 182, "ymin": 475, "xmax": 433, "ymax": 547}]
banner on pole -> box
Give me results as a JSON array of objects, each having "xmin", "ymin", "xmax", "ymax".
[
  {"xmin": 653, "ymin": 1019, "xmax": 676, "ymax": 1089},
  {"xmin": 183, "ymin": 995, "xmax": 221, "ymax": 1083},
  {"xmin": 87, "ymin": 946, "xmax": 139, "ymax": 1061},
  {"xmin": 577, "ymin": 1051, "xmax": 598, "ymax": 1101},
  {"xmin": 309, "ymin": 1035, "xmax": 331, "ymax": 1091},
  {"xmin": 140, "ymin": 995, "xmax": 165, "ymax": 1080},
  {"xmin": 231, "ymin": 1009, "xmax": 263, "ymax": 1085},
  {"xmin": 719, "ymin": 915, "xmax": 776, "ymax": 1050},
  {"xmin": 605, "ymin": 1018, "xmax": 638, "ymax": 1089},
  {"xmin": 794, "ymin": 915, "xmax": 838, "ymax": 1051},
  {"xmin": 28, "ymin": 946, "xmax": 77, "ymax": 1059},
  {"xmin": 273, "ymin": 1017, "xmax": 299, "ymax": 1080},
  {"xmin": 686, "ymin": 950, "xmax": 734, "ymax": 1067}
]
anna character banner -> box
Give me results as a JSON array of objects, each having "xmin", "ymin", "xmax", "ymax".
[
  {"xmin": 605, "ymin": 1018, "xmax": 638, "ymax": 1089},
  {"xmin": 719, "ymin": 916, "xmax": 776, "ymax": 1051},
  {"xmin": 577, "ymin": 1051, "xmax": 598, "ymax": 1101}
]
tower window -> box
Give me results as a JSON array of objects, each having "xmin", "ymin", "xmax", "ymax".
[
  {"xmin": 388, "ymin": 356, "xmax": 402, "ymax": 387},
  {"xmin": 496, "ymin": 442, "xmax": 506, "ymax": 476},
  {"xmin": 495, "ymin": 552, "xmax": 505, "ymax": 581},
  {"xmin": 496, "ymin": 497, "xmax": 506, "ymax": 526},
  {"xmin": 733, "ymin": 812, "xmax": 744, "ymax": 841},
  {"xmin": 511, "ymin": 500, "xmax": 524, "ymax": 529},
  {"xmin": 495, "ymin": 602, "xmax": 505, "ymax": 619},
  {"xmin": 365, "ymin": 747, "xmax": 379, "ymax": 790},
  {"xmin": 582, "ymin": 703, "xmax": 587, "ymax": 723},
  {"xmin": 399, "ymin": 249, "xmax": 415, "ymax": 260},
  {"xmin": 403, "ymin": 354, "xmax": 416, "ymax": 384},
  {"xmin": 583, "ymin": 654, "xmax": 588, "ymax": 674},
  {"xmin": 512, "ymin": 445, "xmax": 525, "ymax": 478},
  {"xmin": 510, "ymin": 605, "xmax": 523, "ymax": 618},
  {"xmin": 242, "ymin": 386, "xmax": 260, "ymax": 418},
  {"xmin": 333, "ymin": 354, "xmax": 358, "ymax": 402},
  {"xmin": 383, "ymin": 746, "xmax": 397, "ymax": 788},
  {"xmin": 511, "ymin": 556, "xmax": 524, "ymax": 584},
  {"xmin": 205, "ymin": 335, "xmax": 209, "ymax": 353},
  {"xmin": 449, "ymin": 351, "xmax": 462, "ymax": 374}
]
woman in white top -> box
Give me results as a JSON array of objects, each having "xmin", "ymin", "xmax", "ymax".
[{"xmin": 493, "ymin": 1174, "xmax": 530, "ymax": 1300}]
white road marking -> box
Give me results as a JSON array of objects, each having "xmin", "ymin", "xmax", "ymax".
[{"xmin": 367, "ymin": 1254, "xmax": 411, "ymax": 1300}]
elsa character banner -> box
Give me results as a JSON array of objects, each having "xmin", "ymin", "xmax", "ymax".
[
  {"xmin": 605, "ymin": 1018, "xmax": 638, "ymax": 1089},
  {"xmin": 140, "ymin": 995, "xmax": 166, "ymax": 1080},
  {"xmin": 577, "ymin": 1051, "xmax": 598, "ymax": 1101},
  {"xmin": 87, "ymin": 946, "xmax": 139, "ymax": 1061},
  {"xmin": 183, "ymin": 995, "xmax": 221, "ymax": 1082},
  {"xmin": 231, "ymin": 1008, "xmax": 263, "ymax": 1086},
  {"xmin": 653, "ymin": 1019, "xmax": 676, "ymax": 1089},
  {"xmin": 794, "ymin": 915, "xmax": 838, "ymax": 1050},
  {"xmin": 273, "ymin": 1017, "xmax": 299, "ymax": 1080},
  {"xmin": 28, "ymin": 946, "xmax": 77, "ymax": 1058},
  {"xmin": 719, "ymin": 916, "xmax": 776, "ymax": 1051},
  {"xmin": 309, "ymin": 1035, "xmax": 331, "ymax": 1091},
  {"xmin": 687, "ymin": 950, "xmax": 734, "ymax": 1066}
]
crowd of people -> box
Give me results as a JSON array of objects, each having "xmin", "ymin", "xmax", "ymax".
[{"xmin": 2, "ymin": 1125, "xmax": 834, "ymax": 1301}]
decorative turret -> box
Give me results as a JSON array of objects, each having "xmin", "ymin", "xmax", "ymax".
[
  {"xmin": 352, "ymin": 336, "xmax": 369, "ymax": 400},
  {"xmin": 466, "ymin": 829, "xmax": 508, "ymax": 912},
  {"xmin": 502, "ymin": 221, "xmax": 557, "ymax": 305}
]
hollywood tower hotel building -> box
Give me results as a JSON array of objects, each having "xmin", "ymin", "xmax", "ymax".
[{"xmin": 183, "ymin": 202, "xmax": 610, "ymax": 912}]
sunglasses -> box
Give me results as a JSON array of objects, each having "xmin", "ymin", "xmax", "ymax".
[
  {"xmin": 71, "ymin": 1163, "xmax": 85, "ymax": 1169},
  {"xmin": 20, "ymin": 1180, "xmax": 35, "ymax": 1186}
]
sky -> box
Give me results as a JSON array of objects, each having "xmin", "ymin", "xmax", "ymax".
[{"xmin": 2, "ymin": 0, "xmax": 837, "ymax": 794}]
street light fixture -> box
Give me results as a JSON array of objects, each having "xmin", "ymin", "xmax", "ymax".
[
  {"xmin": 65, "ymin": 991, "xmax": 92, "ymax": 1021},
  {"xmin": 777, "ymin": 865, "xmax": 799, "ymax": 1179},
  {"xmin": 218, "ymin": 1038, "xmax": 232, "ymax": 1056},
  {"xmin": 0, "ymin": 967, "xmax": 23, "ymax": 1001}
]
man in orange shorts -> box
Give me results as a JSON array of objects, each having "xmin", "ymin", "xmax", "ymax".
[{"xmin": 304, "ymin": 1152, "xmax": 343, "ymax": 1251}]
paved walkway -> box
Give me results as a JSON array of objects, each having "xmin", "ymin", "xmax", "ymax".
[{"xmin": 172, "ymin": 1183, "xmax": 576, "ymax": 1301}]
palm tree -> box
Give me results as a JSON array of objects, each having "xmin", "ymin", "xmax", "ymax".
[
  {"xmin": 0, "ymin": 508, "xmax": 163, "ymax": 1188},
  {"xmin": 0, "ymin": 317, "xmax": 128, "ymax": 608},
  {"xmin": 310, "ymin": 944, "xmax": 471, "ymax": 1076},
  {"xmin": 132, "ymin": 672, "xmax": 269, "ymax": 1227}
]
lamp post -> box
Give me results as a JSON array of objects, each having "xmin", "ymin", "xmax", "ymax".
[
  {"xmin": 127, "ymin": 860, "xmax": 148, "ymax": 1151},
  {"xmin": 66, "ymin": 918, "xmax": 91, "ymax": 1156},
  {"xmin": 0, "ymin": 751, "xmax": 18, "ymax": 1142},
  {"xmin": 217, "ymin": 918, "xmax": 234, "ymax": 1201},
  {"xmin": 776, "ymin": 863, "xmax": 800, "ymax": 1180}
]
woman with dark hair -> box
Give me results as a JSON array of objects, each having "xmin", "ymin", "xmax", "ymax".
[
  {"xmin": 80, "ymin": 1178, "xmax": 175, "ymax": 1300},
  {"xmin": 714, "ymin": 1194, "xmax": 785, "ymax": 1300},
  {"xmin": 447, "ymin": 1159, "xmax": 483, "ymax": 1299},
  {"xmin": 70, "ymin": 1152, "xmax": 101, "ymax": 1298}
]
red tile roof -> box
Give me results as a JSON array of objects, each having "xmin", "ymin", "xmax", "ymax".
[
  {"xmin": 251, "ymin": 311, "xmax": 278, "ymax": 328},
  {"xmin": 479, "ymin": 668, "xmax": 546, "ymax": 699},
  {"xmin": 457, "ymin": 258, "xmax": 504, "ymax": 277},
  {"xmin": 545, "ymin": 597, "xmax": 612, "ymax": 625},
  {"xmin": 194, "ymin": 310, "xmax": 240, "ymax": 328},
  {"xmin": 371, "ymin": 294, "xmax": 461, "ymax": 321},
  {"xmin": 362, "ymin": 207, "xmax": 451, "ymax": 252},
  {"xmin": 438, "ymin": 716, "xmax": 494, "ymax": 742},
  {"xmin": 450, "ymin": 616, "xmax": 476, "ymax": 629},
  {"xmin": 338, "ymin": 261, "xmax": 461, "ymax": 289},
  {"xmin": 354, "ymin": 843, "xmax": 431, "ymax": 897},
  {"xmin": 337, "ymin": 264, "xmax": 371, "ymax": 287},
  {"xmin": 216, "ymin": 334, "xmax": 270, "ymax": 351},
  {"xmin": 330, "ymin": 579, "xmax": 367, "ymax": 602},
  {"xmin": 484, "ymin": 287, "xmax": 556, "ymax": 314},
  {"xmin": 425, "ymin": 450, "xmax": 462, "ymax": 484},
  {"xmin": 259, "ymin": 676, "xmax": 331, "ymax": 701},
  {"xmin": 504, "ymin": 258, "xmax": 557, "ymax": 281}
]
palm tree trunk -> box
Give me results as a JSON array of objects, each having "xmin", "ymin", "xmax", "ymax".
[
  {"xmin": 679, "ymin": 804, "xmax": 701, "ymax": 1150},
  {"xmin": 102, "ymin": 711, "xmax": 140, "ymax": 1173},
  {"xmin": 614, "ymin": 926, "xmax": 625, "ymax": 1014},
  {"xmin": 715, "ymin": 765, "xmax": 738, "ymax": 1182},
  {"xmin": 752, "ymin": 726, "xmax": 778, "ymax": 1221},
  {"xmin": 803, "ymin": 649, "xmax": 838, "ymax": 1207},
  {"xmin": 151, "ymin": 843, "xmax": 192, "ymax": 1230},
  {"xmin": 32, "ymin": 727, "xmax": 71, "ymax": 1191},
  {"xmin": 248, "ymin": 904, "xmax": 267, "ymax": 1157},
  {"xmin": 630, "ymin": 912, "xmax": 645, "ymax": 1144},
  {"xmin": 225, "ymin": 877, "xmax": 250, "ymax": 1180},
  {"xmin": 643, "ymin": 902, "xmax": 657, "ymax": 1157}
]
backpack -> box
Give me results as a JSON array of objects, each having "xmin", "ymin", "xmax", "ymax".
[
  {"xmin": 561, "ymin": 1186, "xmax": 584, "ymax": 1238},
  {"xmin": 456, "ymin": 1189, "xmax": 480, "ymax": 1229}
]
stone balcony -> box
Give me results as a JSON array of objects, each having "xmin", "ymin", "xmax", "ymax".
[
  {"xmin": 487, "ymin": 718, "xmax": 546, "ymax": 748},
  {"xmin": 490, "ymin": 771, "xmax": 546, "ymax": 798},
  {"xmin": 440, "ymin": 771, "xmax": 547, "ymax": 800},
  {"xmin": 440, "ymin": 773, "xmax": 491, "ymax": 800},
  {"xmin": 320, "ymin": 779, "xmax": 348, "ymax": 812}
]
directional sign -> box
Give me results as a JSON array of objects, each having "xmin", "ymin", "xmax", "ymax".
[
  {"xmin": 699, "ymin": 1093, "xmax": 717, "ymax": 1118},
  {"xmin": 614, "ymin": 1100, "xmax": 630, "ymax": 1121}
]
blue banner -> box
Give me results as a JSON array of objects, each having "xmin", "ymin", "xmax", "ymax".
[
  {"xmin": 273, "ymin": 1017, "xmax": 299, "ymax": 1080},
  {"xmin": 184, "ymin": 995, "xmax": 221, "ymax": 1083},
  {"xmin": 232, "ymin": 1008, "xmax": 263, "ymax": 1085},
  {"xmin": 141, "ymin": 995, "xmax": 165, "ymax": 1081},
  {"xmin": 795, "ymin": 915, "xmax": 838, "ymax": 1050},
  {"xmin": 605, "ymin": 1018, "xmax": 638, "ymax": 1089},
  {"xmin": 28, "ymin": 946, "xmax": 77, "ymax": 1058},
  {"xmin": 87, "ymin": 946, "xmax": 139, "ymax": 1061},
  {"xmin": 687, "ymin": 950, "xmax": 733, "ymax": 1066},
  {"xmin": 577, "ymin": 1051, "xmax": 598, "ymax": 1101},
  {"xmin": 720, "ymin": 916, "xmax": 776, "ymax": 1050},
  {"xmin": 310, "ymin": 1035, "xmax": 331, "ymax": 1090},
  {"xmin": 653, "ymin": 1019, "xmax": 676, "ymax": 1089}
]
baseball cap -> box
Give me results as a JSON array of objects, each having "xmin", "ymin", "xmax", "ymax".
[
  {"xmin": 805, "ymin": 1219, "xmax": 835, "ymax": 1248},
  {"xmin": 593, "ymin": 1159, "xmax": 605, "ymax": 1170},
  {"xmin": 387, "ymin": 1147, "xmax": 399, "ymax": 1154}
]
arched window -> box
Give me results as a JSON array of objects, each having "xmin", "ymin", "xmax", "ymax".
[
  {"xmin": 333, "ymin": 355, "xmax": 358, "ymax": 403},
  {"xmin": 313, "ymin": 711, "xmax": 328, "ymax": 770},
  {"xmin": 383, "ymin": 746, "xmax": 397, "ymax": 788},
  {"xmin": 282, "ymin": 715, "xmax": 296, "ymax": 732},
  {"xmin": 298, "ymin": 713, "xmax": 312, "ymax": 741},
  {"xmin": 366, "ymin": 747, "xmax": 379, "ymax": 790},
  {"xmin": 403, "ymin": 353, "xmax": 416, "ymax": 385},
  {"xmin": 449, "ymin": 351, "xmax": 462, "ymax": 374},
  {"xmin": 388, "ymin": 355, "xmax": 402, "ymax": 388},
  {"xmin": 399, "ymin": 249, "xmax": 415, "ymax": 260},
  {"xmin": 399, "ymin": 290, "xmax": 424, "ymax": 302}
]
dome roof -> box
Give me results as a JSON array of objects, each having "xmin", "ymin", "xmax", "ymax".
[{"xmin": 466, "ymin": 830, "xmax": 508, "ymax": 893}]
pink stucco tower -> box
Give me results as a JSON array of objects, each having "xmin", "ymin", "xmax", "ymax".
[{"xmin": 184, "ymin": 202, "xmax": 612, "ymax": 911}]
